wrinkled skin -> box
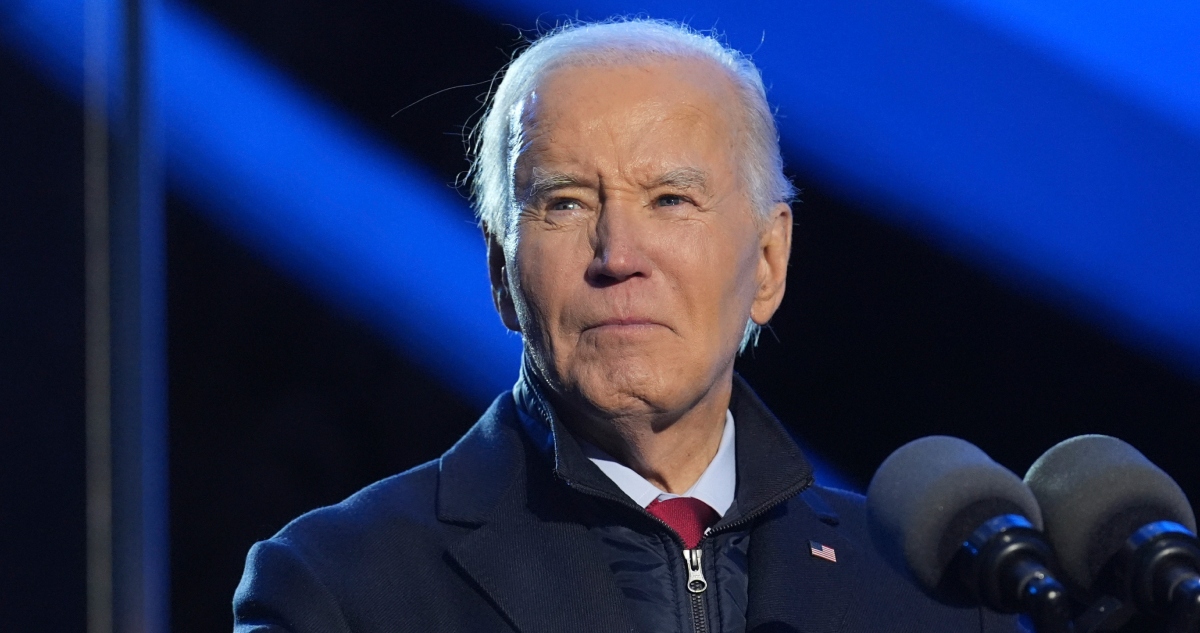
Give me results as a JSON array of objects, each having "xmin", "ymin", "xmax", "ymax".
[{"xmin": 487, "ymin": 57, "xmax": 792, "ymax": 492}]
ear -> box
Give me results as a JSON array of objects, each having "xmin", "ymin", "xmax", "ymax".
[
  {"xmin": 486, "ymin": 229, "xmax": 522, "ymax": 332},
  {"xmin": 749, "ymin": 202, "xmax": 793, "ymax": 325}
]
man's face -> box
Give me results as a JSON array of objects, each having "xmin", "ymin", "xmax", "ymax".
[{"xmin": 491, "ymin": 57, "xmax": 791, "ymax": 422}]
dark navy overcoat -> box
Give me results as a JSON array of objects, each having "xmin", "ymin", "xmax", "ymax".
[{"xmin": 234, "ymin": 377, "xmax": 1024, "ymax": 633}]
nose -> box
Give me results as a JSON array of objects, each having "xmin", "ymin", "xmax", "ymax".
[{"xmin": 587, "ymin": 201, "xmax": 652, "ymax": 287}]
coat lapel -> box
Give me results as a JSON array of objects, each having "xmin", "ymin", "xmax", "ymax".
[
  {"xmin": 438, "ymin": 394, "xmax": 638, "ymax": 633},
  {"xmin": 447, "ymin": 493, "xmax": 639, "ymax": 633},
  {"xmin": 746, "ymin": 488, "xmax": 859, "ymax": 633}
]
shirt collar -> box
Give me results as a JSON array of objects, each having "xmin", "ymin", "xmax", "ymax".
[
  {"xmin": 512, "ymin": 359, "xmax": 737, "ymax": 517},
  {"xmin": 578, "ymin": 410, "xmax": 736, "ymax": 516},
  {"xmin": 512, "ymin": 359, "xmax": 812, "ymax": 526}
]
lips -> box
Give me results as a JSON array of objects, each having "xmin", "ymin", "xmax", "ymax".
[
  {"xmin": 582, "ymin": 317, "xmax": 668, "ymax": 333},
  {"xmin": 591, "ymin": 317, "xmax": 659, "ymax": 327}
]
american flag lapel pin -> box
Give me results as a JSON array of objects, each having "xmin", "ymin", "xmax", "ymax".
[{"xmin": 809, "ymin": 540, "xmax": 837, "ymax": 563}]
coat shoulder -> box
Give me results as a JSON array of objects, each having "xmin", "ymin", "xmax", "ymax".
[
  {"xmin": 278, "ymin": 460, "xmax": 444, "ymax": 539},
  {"xmin": 807, "ymin": 484, "xmax": 866, "ymax": 512},
  {"xmin": 807, "ymin": 485, "xmax": 868, "ymax": 532},
  {"xmin": 269, "ymin": 460, "xmax": 454, "ymax": 569},
  {"xmin": 234, "ymin": 460, "xmax": 498, "ymax": 632}
]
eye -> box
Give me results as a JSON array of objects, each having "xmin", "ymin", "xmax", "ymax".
[
  {"xmin": 655, "ymin": 194, "xmax": 690, "ymax": 207},
  {"xmin": 549, "ymin": 198, "xmax": 583, "ymax": 211}
]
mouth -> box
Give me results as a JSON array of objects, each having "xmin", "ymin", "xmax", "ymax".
[{"xmin": 584, "ymin": 317, "xmax": 666, "ymax": 332}]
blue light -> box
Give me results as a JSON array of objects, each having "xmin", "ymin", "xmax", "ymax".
[
  {"xmin": 459, "ymin": 0, "xmax": 1200, "ymax": 376},
  {"xmin": 2, "ymin": 0, "xmax": 523, "ymax": 406},
  {"xmin": 939, "ymin": 0, "xmax": 1200, "ymax": 137},
  {"xmin": 159, "ymin": 5, "xmax": 523, "ymax": 403},
  {"xmin": 0, "ymin": 1, "xmax": 856, "ymax": 487},
  {"xmin": 25, "ymin": 0, "xmax": 1199, "ymax": 492}
]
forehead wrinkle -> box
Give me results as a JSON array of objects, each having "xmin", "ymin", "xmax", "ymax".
[{"xmin": 513, "ymin": 59, "xmax": 742, "ymax": 204}]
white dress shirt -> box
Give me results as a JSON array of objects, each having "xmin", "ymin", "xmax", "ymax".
[{"xmin": 579, "ymin": 410, "xmax": 737, "ymax": 517}]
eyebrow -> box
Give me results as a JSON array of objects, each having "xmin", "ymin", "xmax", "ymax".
[
  {"xmin": 647, "ymin": 167, "xmax": 710, "ymax": 194},
  {"xmin": 517, "ymin": 169, "xmax": 591, "ymax": 206},
  {"xmin": 516, "ymin": 166, "xmax": 712, "ymax": 206}
]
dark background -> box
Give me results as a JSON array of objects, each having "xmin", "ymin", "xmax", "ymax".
[{"xmin": 2, "ymin": 1, "xmax": 1198, "ymax": 631}]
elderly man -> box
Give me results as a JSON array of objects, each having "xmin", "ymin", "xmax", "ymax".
[{"xmin": 234, "ymin": 20, "xmax": 1022, "ymax": 633}]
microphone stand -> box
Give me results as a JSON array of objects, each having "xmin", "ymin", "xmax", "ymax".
[
  {"xmin": 1126, "ymin": 522, "xmax": 1200, "ymax": 633},
  {"xmin": 954, "ymin": 515, "xmax": 1074, "ymax": 633},
  {"xmin": 1071, "ymin": 522, "xmax": 1200, "ymax": 633}
]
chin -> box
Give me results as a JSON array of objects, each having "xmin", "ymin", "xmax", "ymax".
[{"xmin": 566, "ymin": 351, "xmax": 699, "ymax": 420}]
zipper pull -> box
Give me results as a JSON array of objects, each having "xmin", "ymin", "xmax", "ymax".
[{"xmin": 684, "ymin": 549, "xmax": 707, "ymax": 593}]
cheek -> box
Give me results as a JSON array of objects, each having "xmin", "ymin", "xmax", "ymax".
[
  {"xmin": 661, "ymin": 223, "xmax": 758, "ymax": 320},
  {"xmin": 511, "ymin": 230, "xmax": 588, "ymax": 329}
]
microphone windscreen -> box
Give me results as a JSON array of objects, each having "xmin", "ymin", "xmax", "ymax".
[
  {"xmin": 1024, "ymin": 434, "xmax": 1196, "ymax": 593},
  {"xmin": 867, "ymin": 436, "xmax": 1042, "ymax": 592}
]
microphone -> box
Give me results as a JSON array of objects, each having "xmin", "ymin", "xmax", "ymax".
[
  {"xmin": 867, "ymin": 436, "xmax": 1072, "ymax": 632},
  {"xmin": 1025, "ymin": 435, "xmax": 1200, "ymax": 632}
]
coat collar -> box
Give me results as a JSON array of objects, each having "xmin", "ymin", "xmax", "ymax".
[
  {"xmin": 722, "ymin": 372, "xmax": 817, "ymax": 527},
  {"xmin": 511, "ymin": 362, "xmax": 820, "ymax": 525},
  {"xmin": 435, "ymin": 394, "xmax": 523, "ymax": 525},
  {"xmin": 511, "ymin": 363, "xmax": 644, "ymax": 508},
  {"xmin": 435, "ymin": 362, "xmax": 643, "ymax": 523},
  {"xmin": 437, "ymin": 393, "xmax": 641, "ymax": 633},
  {"xmin": 436, "ymin": 370, "xmax": 854, "ymax": 633}
]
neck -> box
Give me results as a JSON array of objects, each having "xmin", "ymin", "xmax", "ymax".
[{"xmin": 549, "ymin": 374, "xmax": 732, "ymax": 495}]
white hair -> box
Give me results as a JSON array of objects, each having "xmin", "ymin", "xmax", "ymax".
[{"xmin": 468, "ymin": 18, "xmax": 795, "ymax": 350}]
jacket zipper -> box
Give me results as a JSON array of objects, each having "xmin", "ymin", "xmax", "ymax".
[
  {"xmin": 707, "ymin": 474, "xmax": 815, "ymax": 537},
  {"xmin": 684, "ymin": 548, "xmax": 709, "ymax": 633},
  {"xmin": 560, "ymin": 474, "xmax": 816, "ymax": 633},
  {"xmin": 678, "ymin": 475, "xmax": 815, "ymax": 633}
]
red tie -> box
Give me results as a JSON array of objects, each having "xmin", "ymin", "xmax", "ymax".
[{"xmin": 646, "ymin": 497, "xmax": 719, "ymax": 549}]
